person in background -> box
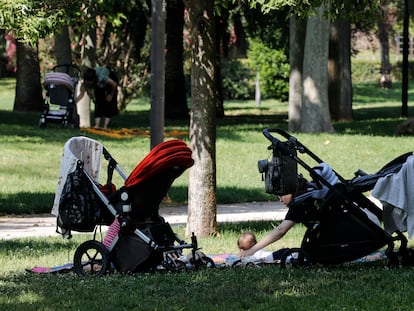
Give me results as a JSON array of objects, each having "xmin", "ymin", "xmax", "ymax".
[{"xmin": 83, "ymin": 67, "xmax": 118, "ymax": 129}]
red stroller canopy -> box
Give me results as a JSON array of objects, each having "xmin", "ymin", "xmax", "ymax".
[{"xmin": 125, "ymin": 139, "xmax": 194, "ymax": 188}]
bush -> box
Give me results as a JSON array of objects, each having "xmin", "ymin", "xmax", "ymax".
[
  {"xmin": 352, "ymin": 59, "xmax": 414, "ymax": 83},
  {"xmin": 247, "ymin": 39, "xmax": 289, "ymax": 101},
  {"xmin": 220, "ymin": 59, "xmax": 255, "ymax": 100}
]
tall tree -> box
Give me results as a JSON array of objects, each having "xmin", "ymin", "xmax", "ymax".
[
  {"xmin": 377, "ymin": 1, "xmax": 394, "ymax": 89},
  {"xmin": 165, "ymin": 0, "xmax": 188, "ymax": 120},
  {"xmin": 288, "ymin": 14, "xmax": 306, "ymax": 132},
  {"xmin": 401, "ymin": 0, "xmax": 409, "ymax": 117},
  {"xmin": 54, "ymin": 24, "xmax": 72, "ymax": 65},
  {"xmin": 0, "ymin": 0, "xmax": 81, "ymax": 113},
  {"xmin": 13, "ymin": 41, "xmax": 43, "ymax": 112},
  {"xmin": 328, "ymin": 19, "xmax": 352, "ymax": 121},
  {"xmin": 185, "ymin": 0, "xmax": 218, "ymax": 237},
  {"xmin": 301, "ymin": 5, "xmax": 334, "ymax": 133}
]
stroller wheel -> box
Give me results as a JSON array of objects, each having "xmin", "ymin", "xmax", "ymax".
[
  {"xmin": 194, "ymin": 256, "xmax": 215, "ymax": 270},
  {"xmin": 161, "ymin": 259, "xmax": 188, "ymax": 273},
  {"xmin": 39, "ymin": 118, "xmax": 46, "ymax": 128},
  {"xmin": 73, "ymin": 240, "xmax": 110, "ymax": 277},
  {"xmin": 280, "ymin": 248, "xmax": 311, "ymax": 270}
]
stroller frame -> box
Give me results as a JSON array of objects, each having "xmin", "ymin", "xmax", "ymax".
[
  {"xmin": 259, "ymin": 128, "xmax": 413, "ymax": 268},
  {"xmin": 39, "ymin": 64, "xmax": 80, "ymax": 128},
  {"xmin": 54, "ymin": 137, "xmax": 211, "ymax": 276}
]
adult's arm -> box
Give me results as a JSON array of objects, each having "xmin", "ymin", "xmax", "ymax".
[
  {"xmin": 240, "ymin": 219, "xmax": 296, "ymax": 257},
  {"xmin": 105, "ymin": 78, "xmax": 117, "ymax": 102}
]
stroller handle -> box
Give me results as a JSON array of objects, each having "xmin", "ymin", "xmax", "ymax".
[{"xmin": 262, "ymin": 128, "xmax": 297, "ymax": 156}]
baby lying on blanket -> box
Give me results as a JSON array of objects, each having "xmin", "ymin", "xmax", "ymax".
[
  {"xmin": 236, "ymin": 231, "xmax": 289, "ymax": 264},
  {"xmin": 193, "ymin": 231, "xmax": 289, "ymax": 268}
]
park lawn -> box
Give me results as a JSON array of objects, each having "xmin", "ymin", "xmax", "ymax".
[
  {"xmin": 0, "ymin": 78, "xmax": 413, "ymax": 214},
  {"xmin": 1, "ymin": 79, "xmax": 414, "ymax": 309},
  {"xmin": 1, "ymin": 222, "xmax": 414, "ymax": 310}
]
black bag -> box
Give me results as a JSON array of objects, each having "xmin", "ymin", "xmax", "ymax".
[{"xmin": 58, "ymin": 161, "xmax": 101, "ymax": 232}]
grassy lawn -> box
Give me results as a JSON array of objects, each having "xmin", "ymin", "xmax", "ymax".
[
  {"xmin": 1, "ymin": 78, "xmax": 414, "ymax": 310},
  {"xmin": 1, "ymin": 79, "xmax": 413, "ymax": 214}
]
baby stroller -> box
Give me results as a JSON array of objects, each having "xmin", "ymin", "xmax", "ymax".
[
  {"xmin": 39, "ymin": 64, "xmax": 80, "ymax": 128},
  {"xmin": 52, "ymin": 137, "xmax": 212, "ymax": 276},
  {"xmin": 258, "ymin": 128, "xmax": 414, "ymax": 269}
]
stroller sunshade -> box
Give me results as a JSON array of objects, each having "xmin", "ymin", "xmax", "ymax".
[
  {"xmin": 43, "ymin": 72, "xmax": 75, "ymax": 93},
  {"xmin": 125, "ymin": 139, "xmax": 194, "ymax": 188}
]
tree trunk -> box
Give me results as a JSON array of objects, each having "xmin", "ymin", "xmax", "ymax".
[
  {"xmin": 165, "ymin": 0, "xmax": 189, "ymax": 120},
  {"xmin": 301, "ymin": 5, "xmax": 334, "ymax": 133},
  {"xmin": 401, "ymin": 0, "xmax": 409, "ymax": 117},
  {"xmin": 185, "ymin": 0, "xmax": 218, "ymax": 238},
  {"xmin": 78, "ymin": 1, "xmax": 97, "ymax": 128},
  {"xmin": 288, "ymin": 15, "xmax": 306, "ymax": 132},
  {"xmin": 328, "ymin": 19, "xmax": 352, "ymax": 121},
  {"xmin": 13, "ymin": 41, "xmax": 43, "ymax": 112},
  {"xmin": 54, "ymin": 24, "xmax": 72, "ymax": 66},
  {"xmin": 81, "ymin": 1, "xmax": 97, "ymax": 70},
  {"xmin": 377, "ymin": 5, "xmax": 392, "ymax": 89}
]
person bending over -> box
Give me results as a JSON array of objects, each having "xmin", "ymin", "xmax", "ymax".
[{"xmin": 83, "ymin": 67, "xmax": 118, "ymax": 129}]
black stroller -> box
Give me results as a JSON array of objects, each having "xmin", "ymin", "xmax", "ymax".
[
  {"xmin": 52, "ymin": 137, "xmax": 211, "ymax": 276},
  {"xmin": 258, "ymin": 128, "xmax": 414, "ymax": 268},
  {"xmin": 39, "ymin": 64, "xmax": 80, "ymax": 128}
]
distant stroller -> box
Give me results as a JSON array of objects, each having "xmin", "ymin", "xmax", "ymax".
[
  {"xmin": 39, "ymin": 64, "xmax": 80, "ymax": 128},
  {"xmin": 52, "ymin": 137, "xmax": 212, "ymax": 276},
  {"xmin": 258, "ymin": 128, "xmax": 414, "ymax": 269}
]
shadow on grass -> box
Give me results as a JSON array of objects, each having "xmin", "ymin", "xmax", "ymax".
[
  {"xmin": 0, "ymin": 192, "xmax": 54, "ymax": 215},
  {"xmin": 0, "ymin": 187, "xmax": 272, "ymax": 215}
]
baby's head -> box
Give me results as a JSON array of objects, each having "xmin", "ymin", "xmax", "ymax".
[{"xmin": 237, "ymin": 231, "xmax": 257, "ymax": 251}]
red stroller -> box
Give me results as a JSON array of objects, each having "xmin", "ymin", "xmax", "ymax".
[{"xmin": 52, "ymin": 137, "xmax": 211, "ymax": 276}]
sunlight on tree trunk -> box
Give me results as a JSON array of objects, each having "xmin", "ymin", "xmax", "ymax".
[
  {"xmin": 185, "ymin": 0, "xmax": 218, "ymax": 238},
  {"xmin": 288, "ymin": 15, "xmax": 306, "ymax": 132},
  {"xmin": 301, "ymin": 5, "xmax": 334, "ymax": 133}
]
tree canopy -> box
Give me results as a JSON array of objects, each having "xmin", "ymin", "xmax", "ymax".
[{"xmin": 0, "ymin": 0, "xmax": 83, "ymax": 44}]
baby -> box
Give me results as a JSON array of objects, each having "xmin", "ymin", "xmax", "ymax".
[{"xmin": 238, "ymin": 231, "xmax": 288, "ymax": 263}]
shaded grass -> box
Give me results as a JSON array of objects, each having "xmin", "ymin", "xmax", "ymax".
[
  {"xmin": 1, "ymin": 79, "xmax": 414, "ymax": 214},
  {"xmin": 1, "ymin": 221, "xmax": 414, "ymax": 310},
  {"xmin": 2, "ymin": 78, "xmax": 414, "ymax": 310}
]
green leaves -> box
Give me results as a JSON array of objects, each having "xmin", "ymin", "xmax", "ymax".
[{"xmin": 0, "ymin": 0, "xmax": 81, "ymax": 44}]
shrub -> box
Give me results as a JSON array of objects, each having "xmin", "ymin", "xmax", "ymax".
[
  {"xmin": 247, "ymin": 39, "xmax": 289, "ymax": 101},
  {"xmin": 220, "ymin": 59, "xmax": 255, "ymax": 100}
]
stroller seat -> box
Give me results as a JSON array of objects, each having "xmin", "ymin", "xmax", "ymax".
[{"xmin": 116, "ymin": 139, "xmax": 194, "ymax": 226}]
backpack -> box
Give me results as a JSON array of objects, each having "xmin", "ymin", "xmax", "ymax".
[{"xmin": 57, "ymin": 161, "xmax": 101, "ymax": 234}]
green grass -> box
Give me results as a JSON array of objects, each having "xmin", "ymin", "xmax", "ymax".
[
  {"xmin": 1, "ymin": 222, "xmax": 414, "ymax": 310},
  {"xmin": 1, "ymin": 79, "xmax": 414, "ymax": 214},
  {"xmin": 2, "ymin": 78, "xmax": 414, "ymax": 309}
]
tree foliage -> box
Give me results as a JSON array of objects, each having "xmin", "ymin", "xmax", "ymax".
[
  {"xmin": 247, "ymin": 0, "xmax": 382, "ymax": 23},
  {"xmin": 0, "ymin": 0, "xmax": 82, "ymax": 44}
]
